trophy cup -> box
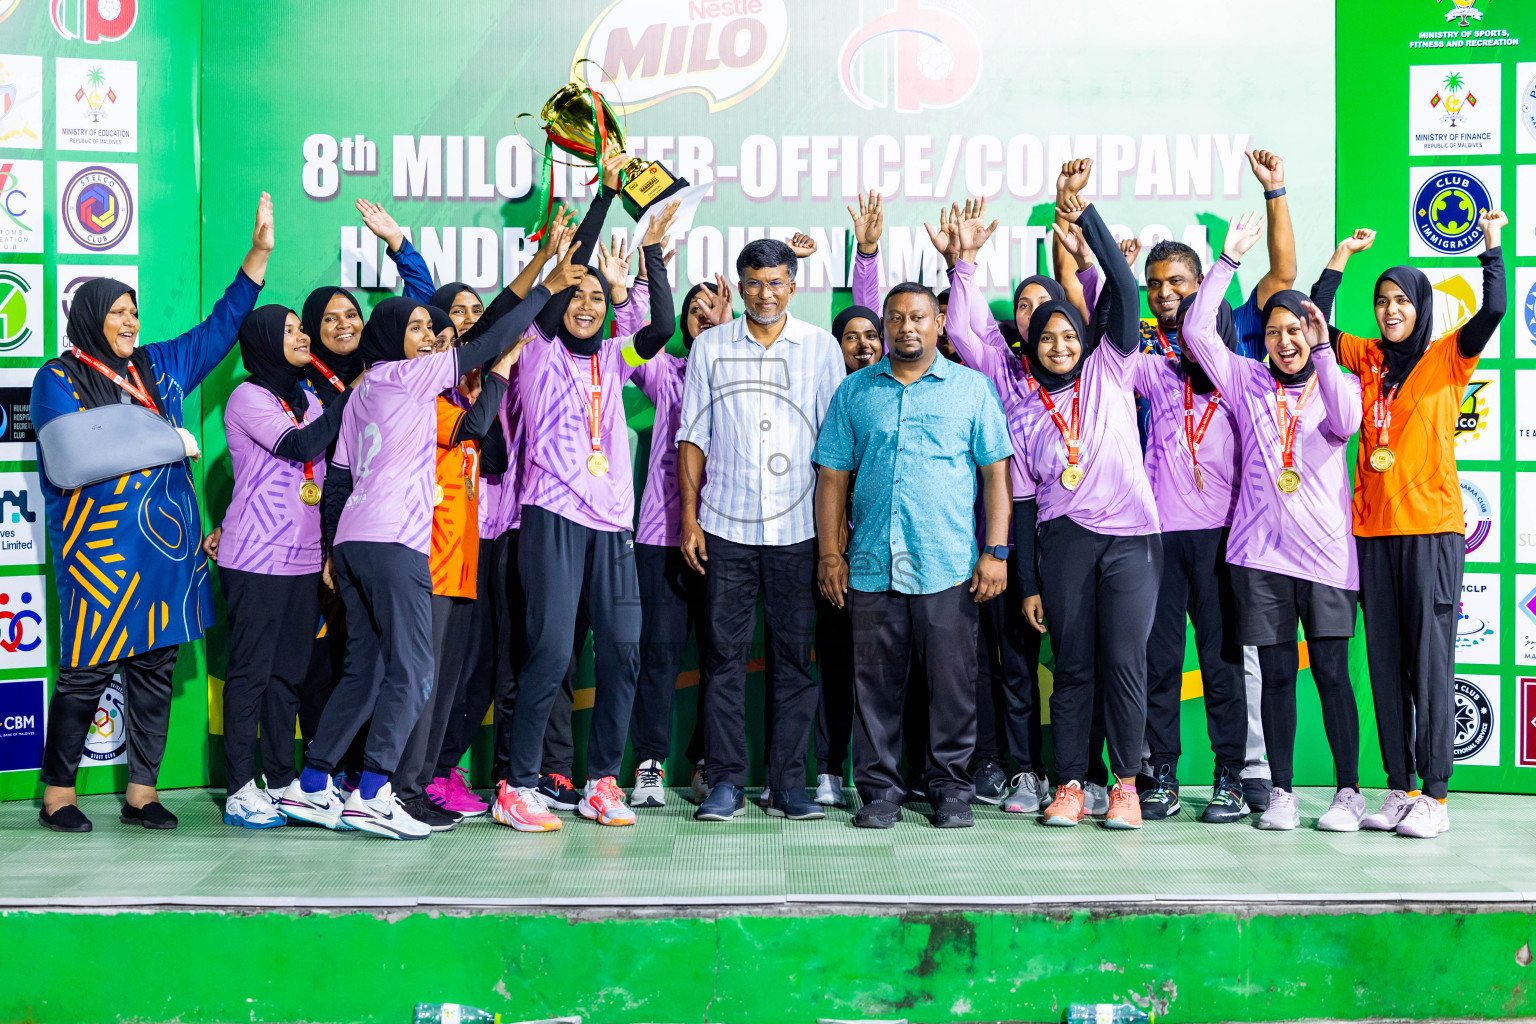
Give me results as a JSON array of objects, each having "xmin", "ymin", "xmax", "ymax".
[{"xmin": 527, "ymin": 78, "xmax": 690, "ymax": 235}]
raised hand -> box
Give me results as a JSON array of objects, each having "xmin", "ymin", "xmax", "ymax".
[
  {"xmin": 788, "ymin": 231, "xmax": 817, "ymax": 258},
  {"xmin": 1221, "ymin": 211, "xmax": 1266, "ymax": 261},
  {"xmin": 1055, "ymin": 189, "xmax": 1088, "ymax": 225},
  {"xmin": 702, "ymin": 273, "xmax": 734, "ymax": 325},
  {"xmin": 923, "ymin": 203, "xmax": 960, "ymax": 263},
  {"xmin": 1299, "ymin": 299, "xmax": 1330, "ymax": 352},
  {"xmin": 601, "ymin": 150, "xmax": 630, "ymax": 192},
  {"xmin": 546, "ymin": 252, "xmax": 588, "ymax": 293},
  {"xmin": 1479, "ymin": 208, "xmax": 1508, "ymax": 250},
  {"xmin": 1057, "ymin": 158, "xmax": 1092, "ymax": 200},
  {"xmin": 1247, "ymin": 149, "xmax": 1285, "ymax": 191},
  {"xmin": 1337, "ymin": 228, "xmax": 1375, "ymax": 254},
  {"xmin": 492, "ymin": 332, "xmax": 537, "ymax": 376},
  {"xmin": 956, "ymin": 196, "xmax": 999, "ymax": 256},
  {"xmin": 1119, "ymin": 236, "xmax": 1142, "ymax": 268},
  {"xmin": 355, "ymin": 198, "xmax": 404, "ymax": 251},
  {"xmin": 642, "ymin": 199, "xmax": 681, "ymax": 249},
  {"xmin": 251, "ymin": 191, "xmax": 274, "ymax": 252},
  {"xmin": 848, "ymin": 188, "xmax": 884, "ymax": 254},
  {"xmin": 1051, "ymin": 218, "xmax": 1091, "ymax": 266},
  {"xmin": 537, "ymin": 206, "xmax": 577, "ymax": 259},
  {"xmin": 598, "ymin": 235, "xmax": 632, "ymax": 292}
]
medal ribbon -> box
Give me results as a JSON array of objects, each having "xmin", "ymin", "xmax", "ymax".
[
  {"xmin": 1184, "ymin": 379, "xmax": 1220, "ymax": 475},
  {"xmin": 73, "ymin": 351, "xmax": 159, "ymax": 414},
  {"xmin": 1273, "ymin": 375, "xmax": 1319, "ymax": 471},
  {"xmin": 1373, "ymin": 368, "xmax": 1400, "ymax": 449},
  {"xmin": 1036, "ymin": 379, "xmax": 1081, "ymax": 469},
  {"xmin": 569, "ymin": 352, "xmax": 603, "ymax": 458},
  {"xmin": 275, "ymin": 397, "xmax": 317, "ymax": 490},
  {"xmin": 1152, "ymin": 325, "xmax": 1180, "ymax": 365},
  {"xmin": 307, "ymin": 354, "xmax": 346, "ymax": 394}
]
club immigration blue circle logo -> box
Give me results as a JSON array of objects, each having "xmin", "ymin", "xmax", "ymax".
[
  {"xmin": 1413, "ymin": 170, "xmax": 1491, "ymax": 256},
  {"xmin": 60, "ymin": 164, "xmax": 132, "ymax": 252}
]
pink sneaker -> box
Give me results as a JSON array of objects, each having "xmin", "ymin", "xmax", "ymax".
[{"xmin": 428, "ymin": 766, "xmax": 488, "ymax": 817}]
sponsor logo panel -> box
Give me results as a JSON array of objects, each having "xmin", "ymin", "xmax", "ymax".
[
  {"xmin": 55, "ymin": 57, "xmax": 137, "ymax": 152},
  {"xmin": 1409, "ymin": 165, "xmax": 1500, "ymax": 258},
  {"xmin": 1455, "ymin": 571, "xmax": 1500, "ymax": 665},
  {"xmin": 1460, "ymin": 470, "xmax": 1499, "ymax": 562},
  {"xmin": 0, "ymin": 677, "xmax": 44, "ymax": 772},
  {"xmin": 1517, "ymin": 471, "xmax": 1536, "ymax": 565},
  {"xmin": 1453, "ymin": 674, "xmax": 1500, "ymax": 766},
  {"xmin": 0, "ymin": 574, "xmax": 47, "ymax": 671},
  {"xmin": 1409, "ymin": 64, "xmax": 1501, "ymax": 155},
  {"xmin": 0, "ymin": 159, "xmax": 42, "ymax": 254},
  {"xmin": 1454, "ymin": 367, "xmax": 1499, "ymax": 462},
  {"xmin": 1517, "ymin": 574, "xmax": 1536, "ymax": 668},
  {"xmin": 0, "ymin": 54, "xmax": 42, "ymax": 150},
  {"xmin": 56, "ymin": 161, "xmax": 137, "ymax": 255},
  {"xmin": 1518, "ymin": 677, "xmax": 1536, "ymax": 767},
  {"xmin": 56, "ymin": 264, "xmax": 137, "ymax": 352},
  {"xmin": 0, "ymin": 263, "xmax": 42, "ymax": 360}
]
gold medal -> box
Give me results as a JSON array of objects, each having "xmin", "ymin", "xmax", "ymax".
[
  {"xmin": 299, "ymin": 480, "xmax": 322, "ymax": 506},
  {"xmin": 1193, "ymin": 465, "xmax": 1206, "ymax": 492},
  {"xmin": 1369, "ymin": 445, "xmax": 1395, "ymax": 473},
  {"xmin": 433, "ymin": 483, "xmax": 445, "ymax": 506},
  {"xmin": 465, "ymin": 475, "xmax": 476, "ymax": 502},
  {"xmin": 587, "ymin": 452, "xmax": 610, "ymax": 477},
  {"xmin": 1276, "ymin": 468, "xmax": 1302, "ymax": 494},
  {"xmin": 1060, "ymin": 465, "xmax": 1085, "ymax": 490}
]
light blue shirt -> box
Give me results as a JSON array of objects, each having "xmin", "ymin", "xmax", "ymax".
[{"xmin": 813, "ymin": 351, "xmax": 1014, "ymax": 595}]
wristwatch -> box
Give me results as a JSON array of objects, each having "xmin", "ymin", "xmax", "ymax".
[{"xmin": 982, "ymin": 544, "xmax": 1009, "ymax": 560}]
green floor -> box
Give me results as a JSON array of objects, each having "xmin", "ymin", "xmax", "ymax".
[{"xmin": 6, "ymin": 786, "xmax": 1536, "ymax": 907}]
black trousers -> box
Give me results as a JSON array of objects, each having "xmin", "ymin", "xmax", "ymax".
[
  {"xmin": 819, "ymin": 596, "xmax": 934, "ymax": 782},
  {"xmin": 507, "ymin": 506, "xmax": 640, "ymax": 788},
  {"xmin": 282, "ymin": 583, "xmax": 355, "ymax": 785},
  {"xmin": 41, "ymin": 643, "xmax": 180, "ymax": 788},
  {"xmin": 1144, "ymin": 527, "xmax": 1247, "ymax": 782},
  {"xmin": 850, "ymin": 583, "xmax": 979, "ymax": 804},
  {"xmin": 975, "ymin": 546, "xmax": 1045, "ymax": 773},
  {"xmin": 392, "ymin": 594, "xmax": 474, "ymax": 802},
  {"xmin": 1358, "ymin": 533, "xmax": 1460, "ymax": 800},
  {"xmin": 700, "ymin": 533, "xmax": 818, "ymax": 790},
  {"xmin": 1037, "ymin": 516, "xmax": 1161, "ymax": 782},
  {"xmin": 305, "ymin": 541, "xmax": 434, "ymax": 777},
  {"xmin": 220, "ymin": 567, "xmax": 323, "ymax": 793},
  {"xmin": 1257, "ymin": 638, "xmax": 1360, "ymax": 792},
  {"xmin": 630, "ymin": 542, "xmax": 708, "ymax": 764},
  {"xmin": 433, "ymin": 538, "xmax": 494, "ymax": 778}
]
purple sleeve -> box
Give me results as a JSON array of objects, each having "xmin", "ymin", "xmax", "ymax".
[
  {"xmin": 1180, "ymin": 256, "xmax": 1242, "ymax": 397},
  {"xmin": 332, "ymin": 410, "xmax": 352, "ymax": 469},
  {"xmin": 946, "ymin": 261, "xmax": 1009, "ymax": 381},
  {"xmin": 404, "ymin": 348, "xmax": 463, "ymax": 399},
  {"xmin": 226, "ymin": 384, "xmax": 294, "ymax": 456},
  {"xmin": 1078, "ymin": 264, "xmax": 1104, "ymax": 323},
  {"xmin": 852, "ymin": 248, "xmax": 882, "ymax": 312},
  {"xmin": 1310, "ymin": 341, "xmax": 1363, "ymax": 441},
  {"xmin": 614, "ymin": 278, "xmax": 648, "ymax": 339}
]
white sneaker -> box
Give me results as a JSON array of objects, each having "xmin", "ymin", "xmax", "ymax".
[
  {"xmin": 1395, "ymin": 795, "xmax": 1450, "ymax": 839},
  {"xmin": 631, "ymin": 759, "xmax": 666, "ymax": 808},
  {"xmin": 340, "ymin": 782, "xmax": 431, "ymax": 840},
  {"xmin": 1083, "ymin": 782, "xmax": 1110, "ymax": 817},
  {"xmin": 814, "ymin": 774, "xmax": 846, "ymax": 807},
  {"xmin": 261, "ymin": 774, "xmax": 286, "ymax": 806},
  {"xmin": 690, "ymin": 762, "xmax": 710, "ymax": 803},
  {"xmin": 278, "ymin": 778, "xmax": 352, "ymax": 830},
  {"xmin": 1258, "ymin": 787, "xmax": 1300, "ymax": 830},
  {"xmin": 1001, "ymin": 772, "xmax": 1048, "ymax": 814},
  {"xmin": 224, "ymin": 780, "xmax": 286, "ymax": 829},
  {"xmin": 1317, "ymin": 787, "xmax": 1366, "ymax": 832},
  {"xmin": 1362, "ymin": 789, "xmax": 1415, "ymax": 831}
]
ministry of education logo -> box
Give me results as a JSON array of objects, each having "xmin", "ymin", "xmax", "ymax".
[
  {"xmin": 1453, "ymin": 677, "xmax": 1496, "ymax": 763},
  {"xmin": 1413, "ymin": 168, "xmax": 1493, "ymax": 256},
  {"xmin": 59, "ymin": 163, "xmax": 133, "ymax": 253}
]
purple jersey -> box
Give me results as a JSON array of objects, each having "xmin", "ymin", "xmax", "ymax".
[
  {"xmin": 1183, "ymin": 256, "xmax": 1362, "ymax": 589},
  {"xmin": 1013, "ymin": 340, "xmax": 1160, "ymax": 536},
  {"xmin": 219, "ymin": 382, "xmax": 328, "ymax": 574},
  {"xmin": 333, "ymin": 350, "xmax": 459, "ymax": 554},
  {"xmin": 1130, "ymin": 355, "xmax": 1240, "ymax": 532}
]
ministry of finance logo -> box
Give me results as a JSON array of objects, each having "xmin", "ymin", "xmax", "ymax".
[
  {"xmin": 1412, "ymin": 168, "xmax": 1495, "ymax": 256},
  {"xmin": 58, "ymin": 162, "xmax": 135, "ymax": 255},
  {"xmin": 1453, "ymin": 676, "xmax": 1497, "ymax": 765}
]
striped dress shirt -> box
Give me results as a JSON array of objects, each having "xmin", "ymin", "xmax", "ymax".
[{"xmin": 676, "ymin": 310, "xmax": 846, "ymax": 547}]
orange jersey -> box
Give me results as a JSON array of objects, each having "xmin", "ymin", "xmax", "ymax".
[
  {"xmin": 1337, "ymin": 329, "xmax": 1478, "ymax": 537},
  {"xmin": 431, "ymin": 395, "xmax": 481, "ymax": 598}
]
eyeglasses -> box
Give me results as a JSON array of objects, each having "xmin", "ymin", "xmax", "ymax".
[{"xmin": 741, "ymin": 279, "xmax": 791, "ymax": 295}]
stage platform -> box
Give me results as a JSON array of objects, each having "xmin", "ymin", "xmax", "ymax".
[{"xmin": 3, "ymin": 787, "xmax": 1535, "ymax": 1023}]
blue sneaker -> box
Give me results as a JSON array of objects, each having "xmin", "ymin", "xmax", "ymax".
[
  {"xmin": 766, "ymin": 787, "xmax": 825, "ymax": 820},
  {"xmin": 694, "ymin": 783, "xmax": 747, "ymax": 821},
  {"xmin": 223, "ymin": 780, "xmax": 287, "ymax": 829},
  {"xmin": 1202, "ymin": 768, "xmax": 1250, "ymax": 824}
]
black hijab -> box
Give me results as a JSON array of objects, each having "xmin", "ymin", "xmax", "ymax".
[
  {"xmin": 239, "ymin": 304, "xmax": 308, "ymax": 412},
  {"xmin": 1261, "ymin": 290, "xmax": 1316, "ymax": 387},
  {"xmin": 358, "ymin": 296, "xmax": 425, "ymax": 366},
  {"xmin": 1374, "ymin": 266, "xmax": 1434, "ymax": 390},
  {"xmin": 427, "ymin": 305, "xmax": 456, "ymax": 344},
  {"xmin": 300, "ymin": 286, "xmax": 364, "ymax": 395},
  {"xmin": 1026, "ymin": 300, "xmax": 1094, "ymax": 393},
  {"xmin": 429, "ymin": 282, "xmax": 478, "ymax": 315},
  {"xmin": 1000, "ymin": 275, "xmax": 1068, "ymax": 351},
  {"xmin": 680, "ymin": 282, "xmax": 720, "ymax": 349},
  {"xmin": 832, "ymin": 304, "xmax": 882, "ymax": 342},
  {"xmin": 554, "ymin": 268, "xmax": 607, "ymax": 357},
  {"xmin": 1172, "ymin": 294, "xmax": 1239, "ymax": 396},
  {"xmin": 57, "ymin": 277, "xmax": 166, "ymax": 415}
]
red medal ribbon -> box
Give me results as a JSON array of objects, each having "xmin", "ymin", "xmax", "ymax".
[
  {"xmin": 567, "ymin": 352, "xmax": 604, "ymax": 457},
  {"xmin": 1036, "ymin": 379, "xmax": 1081, "ymax": 468},
  {"xmin": 307, "ymin": 355, "xmax": 346, "ymax": 394},
  {"xmin": 275, "ymin": 397, "xmax": 317, "ymax": 488},
  {"xmin": 1184, "ymin": 379, "xmax": 1221, "ymax": 475},
  {"xmin": 1152, "ymin": 325, "xmax": 1180, "ymax": 365},
  {"xmin": 1273, "ymin": 375, "xmax": 1319, "ymax": 471},
  {"xmin": 1373, "ymin": 366, "xmax": 1400, "ymax": 450},
  {"xmin": 73, "ymin": 351, "xmax": 159, "ymax": 414}
]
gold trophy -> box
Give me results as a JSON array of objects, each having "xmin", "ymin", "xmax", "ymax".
[{"xmin": 532, "ymin": 77, "xmax": 690, "ymax": 225}]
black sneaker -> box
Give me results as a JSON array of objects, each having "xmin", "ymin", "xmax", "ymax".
[
  {"xmin": 694, "ymin": 782, "xmax": 747, "ymax": 821},
  {"xmin": 1202, "ymin": 769, "xmax": 1250, "ymax": 824},
  {"xmin": 537, "ymin": 773, "xmax": 580, "ymax": 811},
  {"xmin": 1242, "ymin": 775, "xmax": 1272, "ymax": 812},
  {"xmin": 1139, "ymin": 763, "xmax": 1180, "ymax": 820},
  {"xmin": 852, "ymin": 799, "xmax": 902, "ymax": 829},
  {"xmin": 120, "ymin": 801, "xmax": 178, "ymax": 829},
  {"xmin": 933, "ymin": 799, "xmax": 974, "ymax": 828},
  {"xmin": 766, "ymin": 787, "xmax": 825, "ymax": 820},
  {"xmin": 970, "ymin": 758, "xmax": 1007, "ymax": 805},
  {"xmin": 405, "ymin": 795, "xmax": 461, "ymax": 832},
  {"xmin": 40, "ymin": 804, "xmax": 92, "ymax": 832}
]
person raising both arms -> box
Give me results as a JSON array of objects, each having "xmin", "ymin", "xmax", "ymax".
[
  {"xmin": 1181, "ymin": 213, "xmax": 1366, "ymax": 833},
  {"xmin": 1335, "ymin": 208, "xmax": 1506, "ymax": 839}
]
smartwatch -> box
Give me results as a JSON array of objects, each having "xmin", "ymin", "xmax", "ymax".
[{"xmin": 982, "ymin": 544, "xmax": 1009, "ymax": 560}]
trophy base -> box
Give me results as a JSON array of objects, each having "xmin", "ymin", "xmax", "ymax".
[{"xmin": 622, "ymin": 160, "xmax": 690, "ymax": 222}]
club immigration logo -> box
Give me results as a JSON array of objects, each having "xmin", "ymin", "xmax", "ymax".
[
  {"xmin": 51, "ymin": 0, "xmax": 136, "ymax": 44},
  {"xmin": 1462, "ymin": 475, "xmax": 1493, "ymax": 558},
  {"xmin": 575, "ymin": 0, "xmax": 791, "ymax": 114},
  {"xmin": 1412, "ymin": 168, "xmax": 1494, "ymax": 256},
  {"xmin": 0, "ymin": 265, "xmax": 41, "ymax": 359},
  {"xmin": 1519, "ymin": 678, "xmax": 1536, "ymax": 767},
  {"xmin": 839, "ymin": 0, "xmax": 983, "ymax": 114},
  {"xmin": 58, "ymin": 163, "xmax": 134, "ymax": 254},
  {"xmin": 1453, "ymin": 676, "xmax": 1499, "ymax": 765},
  {"xmin": 81, "ymin": 678, "xmax": 126, "ymax": 766},
  {"xmin": 1441, "ymin": 0, "xmax": 1488, "ymax": 26}
]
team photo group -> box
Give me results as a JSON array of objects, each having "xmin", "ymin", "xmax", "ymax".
[{"xmin": 30, "ymin": 136, "xmax": 1506, "ymax": 843}]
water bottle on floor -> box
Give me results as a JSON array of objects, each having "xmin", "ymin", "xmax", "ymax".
[
  {"xmin": 1065, "ymin": 1004, "xmax": 1152, "ymax": 1024},
  {"xmin": 413, "ymin": 1003, "xmax": 500, "ymax": 1024}
]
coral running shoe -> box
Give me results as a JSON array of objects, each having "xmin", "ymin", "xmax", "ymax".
[
  {"xmin": 492, "ymin": 782, "xmax": 562, "ymax": 832},
  {"xmin": 428, "ymin": 767, "xmax": 488, "ymax": 817},
  {"xmin": 1104, "ymin": 782, "xmax": 1143, "ymax": 830},
  {"xmin": 1042, "ymin": 781, "xmax": 1086, "ymax": 827},
  {"xmin": 578, "ymin": 776, "xmax": 637, "ymax": 826}
]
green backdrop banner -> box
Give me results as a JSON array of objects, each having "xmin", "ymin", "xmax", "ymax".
[{"xmin": 0, "ymin": 0, "xmax": 1531, "ymax": 799}]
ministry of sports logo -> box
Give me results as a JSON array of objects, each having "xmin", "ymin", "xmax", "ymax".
[
  {"xmin": 60, "ymin": 163, "xmax": 132, "ymax": 252},
  {"xmin": 1453, "ymin": 677, "xmax": 1495, "ymax": 762},
  {"xmin": 1462, "ymin": 477, "xmax": 1492, "ymax": 556},
  {"xmin": 1413, "ymin": 168, "xmax": 1493, "ymax": 256},
  {"xmin": 1441, "ymin": 0, "xmax": 1488, "ymax": 26}
]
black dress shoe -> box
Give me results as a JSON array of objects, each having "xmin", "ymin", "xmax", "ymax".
[
  {"xmin": 120, "ymin": 801, "xmax": 178, "ymax": 829},
  {"xmin": 852, "ymin": 799, "xmax": 902, "ymax": 829},
  {"xmin": 933, "ymin": 799, "xmax": 975, "ymax": 828},
  {"xmin": 40, "ymin": 804, "xmax": 93, "ymax": 832}
]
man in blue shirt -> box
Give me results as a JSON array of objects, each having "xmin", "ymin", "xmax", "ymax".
[{"xmin": 812, "ymin": 282, "xmax": 1014, "ymax": 830}]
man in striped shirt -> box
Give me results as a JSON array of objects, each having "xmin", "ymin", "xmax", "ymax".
[{"xmin": 677, "ymin": 238, "xmax": 847, "ymax": 822}]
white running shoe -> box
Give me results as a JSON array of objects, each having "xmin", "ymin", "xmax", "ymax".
[
  {"xmin": 1317, "ymin": 787, "xmax": 1366, "ymax": 832},
  {"xmin": 631, "ymin": 759, "xmax": 667, "ymax": 808},
  {"xmin": 1395, "ymin": 795, "xmax": 1450, "ymax": 839},
  {"xmin": 814, "ymin": 774, "xmax": 846, "ymax": 807},
  {"xmin": 261, "ymin": 774, "xmax": 286, "ymax": 806},
  {"xmin": 1001, "ymin": 772, "xmax": 1048, "ymax": 814},
  {"xmin": 278, "ymin": 778, "xmax": 352, "ymax": 830},
  {"xmin": 1083, "ymin": 782, "xmax": 1110, "ymax": 817},
  {"xmin": 1362, "ymin": 789, "xmax": 1415, "ymax": 831},
  {"xmin": 1258, "ymin": 787, "xmax": 1300, "ymax": 831},
  {"xmin": 224, "ymin": 780, "xmax": 286, "ymax": 829},
  {"xmin": 690, "ymin": 762, "xmax": 710, "ymax": 803},
  {"xmin": 340, "ymin": 782, "xmax": 430, "ymax": 840}
]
